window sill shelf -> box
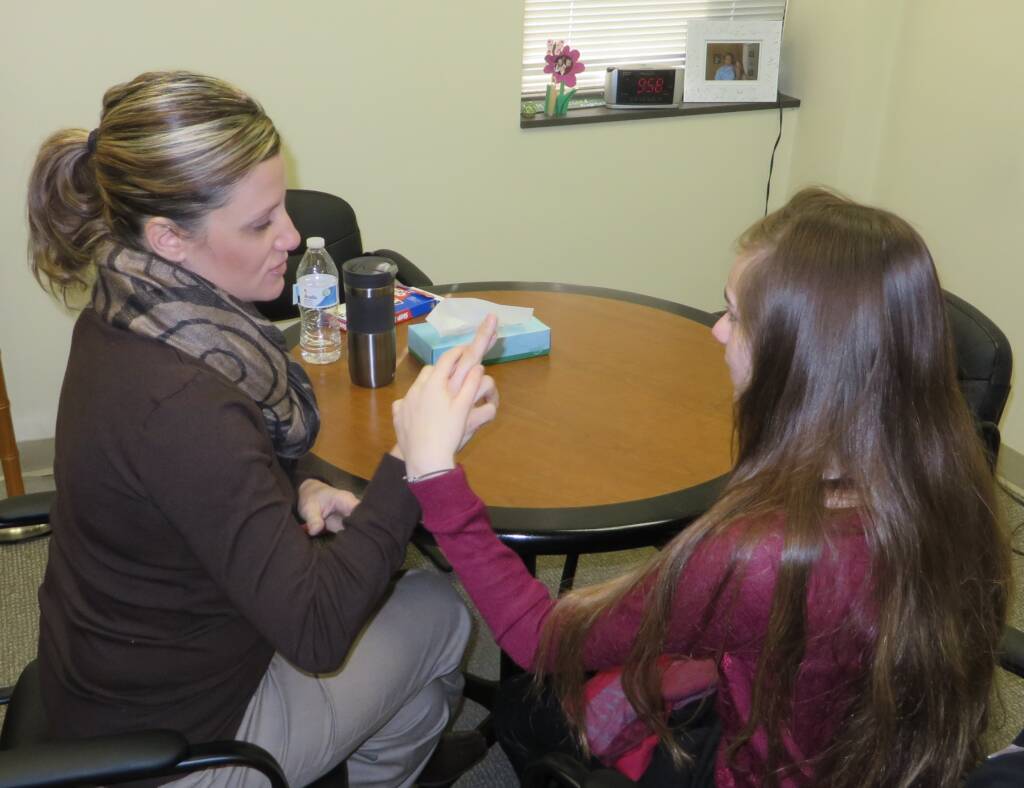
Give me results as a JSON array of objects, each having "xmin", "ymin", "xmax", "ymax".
[{"xmin": 520, "ymin": 92, "xmax": 800, "ymax": 129}]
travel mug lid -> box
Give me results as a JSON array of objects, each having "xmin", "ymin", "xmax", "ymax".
[{"xmin": 342, "ymin": 256, "xmax": 399, "ymax": 288}]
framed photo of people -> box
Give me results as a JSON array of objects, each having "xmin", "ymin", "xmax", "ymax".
[{"xmin": 683, "ymin": 20, "xmax": 783, "ymax": 103}]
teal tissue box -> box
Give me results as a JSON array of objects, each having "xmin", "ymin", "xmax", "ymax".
[{"xmin": 408, "ymin": 318, "xmax": 551, "ymax": 365}]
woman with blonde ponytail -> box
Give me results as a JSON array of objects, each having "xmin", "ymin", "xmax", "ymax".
[
  {"xmin": 29, "ymin": 71, "xmax": 495, "ymax": 788},
  {"xmin": 392, "ymin": 188, "xmax": 1011, "ymax": 786}
]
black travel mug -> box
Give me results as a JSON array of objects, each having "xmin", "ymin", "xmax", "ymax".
[{"xmin": 342, "ymin": 256, "xmax": 400, "ymax": 388}]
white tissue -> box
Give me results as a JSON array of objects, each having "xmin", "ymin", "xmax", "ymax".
[{"xmin": 425, "ymin": 297, "xmax": 533, "ymax": 337}]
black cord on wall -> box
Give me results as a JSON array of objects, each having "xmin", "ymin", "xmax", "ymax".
[
  {"xmin": 764, "ymin": 1, "xmax": 788, "ymax": 216},
  {"xmin": 764, "ymin": 101, "xmax": 783, "ymax": 216}
]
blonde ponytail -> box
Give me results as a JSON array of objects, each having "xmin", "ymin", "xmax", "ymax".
[{"xmin": 27, "ymin": 129, "xmax": 107, "ymax": 297}]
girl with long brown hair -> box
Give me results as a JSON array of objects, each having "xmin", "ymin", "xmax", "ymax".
[{"xmin": 393, "ymin": 188, "xmax": 1012, "ymax": 786}]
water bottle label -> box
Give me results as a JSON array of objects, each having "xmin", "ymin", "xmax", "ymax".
[{"xmin": 293, "ymin": 274, "xmax": 339, "ymax": 309}]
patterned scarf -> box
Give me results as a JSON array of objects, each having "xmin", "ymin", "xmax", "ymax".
[{"xmin": 92, "ymin": 246, "xmax": 319, "ymax": 458}]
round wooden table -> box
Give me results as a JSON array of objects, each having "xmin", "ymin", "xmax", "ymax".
[{"xmin": 290, "ymin": 282, "xmax": 734, "ymax": 557}]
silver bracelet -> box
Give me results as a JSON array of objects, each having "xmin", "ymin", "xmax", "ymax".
[{"xmin": 405, "ymin": 467, "xmax": 456, "ymax": 484}]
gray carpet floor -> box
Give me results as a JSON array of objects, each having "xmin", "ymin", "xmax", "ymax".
[{"xmin": 4, "ymin": 469, "xmax": 1024, "ymax": 787}]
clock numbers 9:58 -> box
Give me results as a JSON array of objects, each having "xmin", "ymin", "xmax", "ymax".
[{"xmin": 636, "ymin": 77, "xmax": 665, "ymax": 94}]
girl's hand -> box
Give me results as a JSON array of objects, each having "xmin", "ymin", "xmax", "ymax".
[
  {"xmin": 447, "ymin": 315, "xmax": 499, "ymax": 452},
  {"xmin": 297, "ymin": 479, "xmax": 361, "ymax": 536},
  {"xmin": 445, "ymin": 314, "xmax": 498, "ymax": 397},
  {"xmin": 393, "ymin": 316, "xmax": 500, "ymax": 479}
]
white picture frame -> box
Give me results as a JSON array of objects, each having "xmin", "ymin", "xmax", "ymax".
[{"xmin": 683, "ymin": 20, "xmax": 782, "ymax": 103}]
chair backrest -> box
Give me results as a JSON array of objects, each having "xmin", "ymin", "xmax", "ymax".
[
  {"xmin": 255, "ymin": 189, "xmax": 365, "ymax": 322},
  {"xmin": 0, "ymin": 352, "xmax": 26, "ymax": 497},
  {"xmin": 0, "ymin": 660, "xmax": 47, "ymax": 749},
  {"xmin": 945, "ymin": 291, "xmax": 1013, "ymax": 426}
]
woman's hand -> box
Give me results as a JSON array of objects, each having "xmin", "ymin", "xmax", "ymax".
[
  {"xmin": 394, "ymin": 316, "xmax": 500, "ymax": 479},
  {"xmin": 297, "ymin": 479, "xmax": 361, "ymax": 536}
]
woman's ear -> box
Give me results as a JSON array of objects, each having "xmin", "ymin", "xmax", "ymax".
[{"xmin": 143, "ymin": 217, "xmax": 189, "ymax": 262}]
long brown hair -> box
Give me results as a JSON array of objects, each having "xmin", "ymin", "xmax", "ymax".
[
  {"xmin": 27, "ymin": 71, "xmax": 280, "ymax": 299},
  {"xmin": 535, "ymin": 188, "xmax": 1010, "ymax": 786}
]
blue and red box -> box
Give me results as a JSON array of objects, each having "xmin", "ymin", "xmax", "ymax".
[{"xmin": 337, "ymin": 285, "xmax": 439, "ymax": 331}]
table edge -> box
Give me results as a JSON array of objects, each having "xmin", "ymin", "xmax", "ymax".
[{"xmin": 433, "ymin": 281, "xmax": 718, "ymax": 328}]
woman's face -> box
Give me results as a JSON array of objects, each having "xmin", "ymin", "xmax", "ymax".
[
  {"xmin": 724, "ymin": 54, "xmax": 734, "ymax": 64},
  {"xmin": 179, "ymin": 155, "xmax": 300, "ymax": 302},
  {"xmin": 711, "ymin": 253, "xmax": 754, "ymax": 396}
]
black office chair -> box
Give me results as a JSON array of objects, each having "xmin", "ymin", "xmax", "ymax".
[
  {"xmin": 944, "ymin": 291, "xmax": 1013, "ymax": 465},
  {"xmin": 518, "ymin": 627, "xmax": 1024, "ymax": 788},
  {"xmin": 254, "ymin": 188, "xmax": 434, "ymax": 323},
  {"xmin": 0, "ymin": 659, "xmax": 348, "ymax": 788}
]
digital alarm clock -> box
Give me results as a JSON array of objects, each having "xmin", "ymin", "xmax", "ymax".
[{"xmin": 604, "ymin": 65, "xmax": 684, "ymax": 109}]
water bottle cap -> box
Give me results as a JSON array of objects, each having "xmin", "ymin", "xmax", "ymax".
[
  {"xmin": 342, "ymin": 256, "xmax": 399, "ymax": 288},
  {"xmin": 306, "ymin": 236, "xmax": 325, "ymax": 250}
]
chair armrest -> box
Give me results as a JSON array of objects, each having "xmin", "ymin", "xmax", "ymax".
[
  {"xmin": 522, "ymin": 753, "xmax": 591, "ymax": 788},
  {"xmin": 0, "ymin": 488, "xmax": 53, "ymax": 544},
  {"xmin": 1000, "ymin": 625, "xmax": 1024, "ymax": 679},
  {"xmin": 0, "ymin": 733, "xmax": 290, "ymax": 788},
  {"xmin": 522, "ymin": 753, "xmax": 638, "ymax": 788},
  {"xmin": 979, "ymin": 421, "xmax": 1001, "ymax": 469},
  {"xmin": 585, "ymin": 771, "xmax": 640, "ymax": 788},
  {"xmin": 0, "ymin": 730, "xmax": 188, "ymax": 788},
  {"xmin": 372, "ymin": 249, "xmax": 434, "ymax": 288},
  {"xmin": 174, "ymin": 740, "xmax": 289, "ymax": 788}
]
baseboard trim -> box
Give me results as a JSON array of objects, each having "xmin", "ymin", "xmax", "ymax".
[
  {"xmin": 0, "ymin": 438, "xmax": 55, "ymax": 482},
  {"xmin": 998, "ymin": 444, "xmax": 1024, "ymax": 492}
]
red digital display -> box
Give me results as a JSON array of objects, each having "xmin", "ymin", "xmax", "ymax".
[
  {"xmin": 636, "ymin": 77, "xmax": 665, "ymax": 94},
  {"xmin": 613, "ymin": 69, "xmax": 677, "ymax": 105}
]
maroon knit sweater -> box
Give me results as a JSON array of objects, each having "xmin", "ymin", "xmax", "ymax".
[{"xmin": 411, "ymin": 466, "xmax": 875, "ymax": 787}]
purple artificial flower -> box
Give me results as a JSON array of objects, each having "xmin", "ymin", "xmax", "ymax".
[{"xmin": 543, "ymin": 45, "xmax": 586, "ymax": 88}]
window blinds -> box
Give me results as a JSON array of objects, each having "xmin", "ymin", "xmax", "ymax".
[{"xmin": 522, "ymin": 1, "xmax": 786, "ymax": 96}]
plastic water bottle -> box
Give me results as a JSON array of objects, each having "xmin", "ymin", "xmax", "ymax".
[{"xmin": 294, "ymin": 237, "xmax": 342, "ymax": 364}]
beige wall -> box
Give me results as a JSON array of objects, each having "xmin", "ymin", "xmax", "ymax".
[
  {"xmin": 0, "ymin": 1, "xmax": 795, "ymax": 441},
  {"xmin": 873, "ymin": 1, "xmax": 1024, "ymax": 451},
  {"xmin": 780, "ymin": 0, "xmax": 1024, "ymax": 452},
  {"xmin": 6, "ymin": 1, "xmax": 1019, "ymax": 452},
  {"xmin": 778, "ymin": 0, "xmax": 906, "ymax": 201}
]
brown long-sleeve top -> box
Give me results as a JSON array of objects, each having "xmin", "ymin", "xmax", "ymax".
[{"xmin": 37, "ymin": 309, "xmax": 419, "ymax": 744}]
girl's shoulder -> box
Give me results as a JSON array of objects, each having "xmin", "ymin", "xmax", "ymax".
[{"xmin": 695, "ymin": 508, "xmax": 871, "ymax": 583}]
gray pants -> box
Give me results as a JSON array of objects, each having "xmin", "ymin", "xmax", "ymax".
[{"xmin": 167, "ymin": 569, "xmax": 471, "ymax": 788}]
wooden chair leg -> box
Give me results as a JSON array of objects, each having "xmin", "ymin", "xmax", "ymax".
[{"xmin": 0, "ymin": 353, "xmax": 26, "ymax": 497}]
